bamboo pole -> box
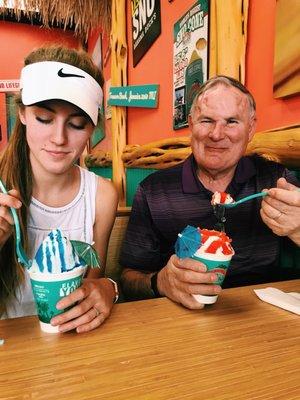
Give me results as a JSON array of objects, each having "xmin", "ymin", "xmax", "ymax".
[
  {"xmin": 111, "ymin": 0, "xmax": 127, "ymax": 206},
  {"xmin": 209, "ymin": 0, "xmax": 249, "ymax": 82}
]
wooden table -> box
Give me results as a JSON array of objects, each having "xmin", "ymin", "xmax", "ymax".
[{"xmin": 0, "ymin": 280, "xmax": 299, "ymax": 400}]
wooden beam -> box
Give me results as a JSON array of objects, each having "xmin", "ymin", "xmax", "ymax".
[
  {"xmin": 111, "ymin": 0, "xmax": 127, "ymax": 206},
  {"xmin": 209, "ymin": 0, "xmax": 249, "ymax": 83}
]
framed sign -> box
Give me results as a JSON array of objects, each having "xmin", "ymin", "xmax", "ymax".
[
  {"xmin": 131, "ymin": 0, "xmax": 161, "ymax": 67},
  {"xmin": 108, "ymin": 84, "xmax": 159, "ymax": 108},
  {"xmin": 173, "ymin": 0, "xmax": 209, "ymax": 130},
  {"xmin": 273, "ymin": 0, "xmax": 300, "ymax": 98},
  {"xmin": 0, "ymin": 80, "xmax": 20, "ymax": 92},
  {"xmin": 90, "ymin": 125, "xmax": 105, "ymax": 148}
]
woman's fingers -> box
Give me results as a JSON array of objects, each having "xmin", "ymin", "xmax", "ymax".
[
  {"xmin": 55, "ymin": 304, "xmax": 107, "ymax": 333},
  {"xmin": 0, "ymin": 192, "xmax": 22, "ymax": 209},
  {"xmin": 50, "ymin": 279, "xmax": 114, "ymax": 333}
]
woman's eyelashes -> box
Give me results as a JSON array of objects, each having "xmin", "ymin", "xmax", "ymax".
[
  {"xmin": 35, "ymin": 116, "xmax": 88, "ymax": 130},
  {"xmin": 68, "ymin": 121, "xmax": 87, "ymax": 130},
  {"xmin": 36, "ymin": 116, "xmax": 51, "ymax": 124}
]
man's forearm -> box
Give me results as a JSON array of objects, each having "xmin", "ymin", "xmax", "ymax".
[{"xmin": 120, "ymin": 268, "xmax": 155, "ymax": 300}]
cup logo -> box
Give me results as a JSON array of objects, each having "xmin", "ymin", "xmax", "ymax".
[{"xmin": 59, "ymin": 280, "xmax": 81, "ymax": 297}]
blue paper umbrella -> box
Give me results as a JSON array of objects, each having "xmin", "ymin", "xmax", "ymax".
[
  {"xmin": 174, "ymin": 225, "xmax": 201, "ymax": 258},
  {"xmin": 70, "ymin": 240, "xmax": 101, "ymax": 268}
]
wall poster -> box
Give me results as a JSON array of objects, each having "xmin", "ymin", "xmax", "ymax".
[
  {"xmin": 173, "ymin": 0, "xmax": 209, "ymax": 130},
  {"xmin": 131, "ymin": 0, "xmax": 161, "ymax": 67},
  {"xmin": 273, "ymin": 0, "xmax": 300, "ymax": 98}
]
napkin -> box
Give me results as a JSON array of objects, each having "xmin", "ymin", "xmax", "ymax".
[{"xmin": 254, "ymin": 287, "xmax": 300, "ymax": 315}]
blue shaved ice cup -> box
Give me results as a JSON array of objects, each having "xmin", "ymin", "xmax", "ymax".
[
  {"xmin": 29, "ymin": 229, "xmax": 87, "ymax": 333},
  {"xmin": 29, "ymin": 266, "xmax": 86, "ymax": 333}
]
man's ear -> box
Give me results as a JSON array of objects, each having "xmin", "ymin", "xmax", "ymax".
[
  {"xmin": 18, "ymin": 107, "xmax": 26, "ymax": 125},
  {"xmin": 248, "ymin": 115, "xmax": 257, "ymax": 142}
]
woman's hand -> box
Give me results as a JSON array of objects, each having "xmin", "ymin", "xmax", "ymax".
[
  {"xmin": 50, "ymin": 277, "xmax": 116, "ymax": 333},
  {"xmin": 260, "ymin": 178, "xmax": 300, "ymax": 244},
  {"xmin": 0, "ymin": 189, "xmax": 22, "ymax": 249}
]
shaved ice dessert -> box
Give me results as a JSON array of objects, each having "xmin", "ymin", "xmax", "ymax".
[
  {"xmin": 29, "ymin": 229, "xmax": 86, "ymax": 333},
  {"xmin": 191, "ymin": 228, "xmax": 234, "ymax": 304},
  {"xmin": 194, "ymin": 229, "xmax": 234, "ymax": 260},
  {"xmin": 211, "ymin": 191, "xmax": 234, "ymax": 206},
  {"xmin": 30, "ymin": 229, "xmax": 85, "ymax": 274}
]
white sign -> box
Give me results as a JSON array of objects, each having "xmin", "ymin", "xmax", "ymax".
[
  {"xmin": 173, "ymin": 1, "xmax": 209, "ymax": 130},
  {"xmin": 0, "ymin": 80, "xmax": 20, "ymax": 92}
]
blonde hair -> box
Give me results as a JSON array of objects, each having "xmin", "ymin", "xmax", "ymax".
[{"xmin": 0, "ymin": 45, "xmax": 104, "ymax": 316}]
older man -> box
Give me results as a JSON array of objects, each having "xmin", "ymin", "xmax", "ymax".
[{"xmin": 119, "ymin": 76, "xmax": 299, "ymax": 308}]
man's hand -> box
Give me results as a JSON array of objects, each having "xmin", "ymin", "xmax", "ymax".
[
  {"xmin": 0, "ymin": 189, "xmax": 22, "ymax": 249},
  {"xmin": 260, "ymin": 178, "xmax": 300, "ymax": 244},
  {"xmin": 157, "ymin": 255, "xmax": 222, "ymax": 309},
  {"xmin": 50, "ymin": 277, "xmax": 116, "ymax": 333}
]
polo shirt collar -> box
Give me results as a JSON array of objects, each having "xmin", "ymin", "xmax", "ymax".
[{"xmin": 182, "ymin": 154, "xmax": 257, "ymax": 194}]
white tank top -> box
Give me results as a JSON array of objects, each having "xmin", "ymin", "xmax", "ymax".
[{"xmin": 2, "ymin": 167, "xmax": 98, "ymax": 319}]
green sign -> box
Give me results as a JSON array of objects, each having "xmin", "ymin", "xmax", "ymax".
[{"xmin": 108, "ymin": 84, "xmax": 159, "ymax": 108}]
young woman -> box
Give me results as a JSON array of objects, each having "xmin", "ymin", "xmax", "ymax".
[{"xmin": 0, "ymin": 46, "xmax": 118, "ymax": 333}]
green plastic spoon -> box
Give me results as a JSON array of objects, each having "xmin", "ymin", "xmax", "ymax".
[
  {"xmin": 0, "ymin": 179, "xmax": 31, "ymax": 268},
  {"xmin": 223, "ymin": 191, "xmax": 268, "ymax": 208},
  {"xmin": 223, "ymin": 188, "xmax": 300, "ymax": 208}
]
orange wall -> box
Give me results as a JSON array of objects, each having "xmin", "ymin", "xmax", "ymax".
[
  {"xmin": 0, "ymin": 21, "xmax": 79, "ymax": 150},
  {"xmin": 126, "ymin": 0, "xmax": 193, "ymax": 145},
  {"xmin": 246, "ymin": 0, "xmax": 300, "ymax": 132},
  {"xmin": 124, "ymin": 0, "xmax": 300, "ymax": 146}
]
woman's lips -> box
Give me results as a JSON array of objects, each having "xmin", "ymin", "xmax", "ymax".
[{"xmin": 45, "ymin": 149, "xmax": 69, "ymax": 158}]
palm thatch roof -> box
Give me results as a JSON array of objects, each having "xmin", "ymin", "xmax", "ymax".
[{"xmin": 0, "ymin": 0, "xmax": 111, "ymax": 40}]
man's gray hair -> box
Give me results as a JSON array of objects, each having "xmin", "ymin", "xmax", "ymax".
[{"xmin": 190, "ymin": 75, "xmax": 256, "ymax": 117}]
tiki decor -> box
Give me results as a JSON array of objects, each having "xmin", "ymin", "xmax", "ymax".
[
  {"xmin": 0, "ymin": 0, "xmax": 111, "ymax": 40},
  {"xmin": 86, "ymin": 125, "xmax": 300, "ymax": 170},
  {"xmin": 246, "ymin": 125, "xmax": 300, "ymax": 169},
  {"xmin": 85, "ymin": 150, "xmax": 112, "ymax": 168},
  {"xmin": 122, "ymin": 137, "xmax": 191, "ymax": 169}
]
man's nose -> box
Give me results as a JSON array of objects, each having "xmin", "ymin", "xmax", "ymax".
[{"xmin": 208, "ymin": 121, "xmax": 225, "ymax": 140}]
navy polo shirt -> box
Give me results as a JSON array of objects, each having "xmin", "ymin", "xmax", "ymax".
[{"xmin": 120, "ymin": 155, "xmax": 299, "ymax": 287}]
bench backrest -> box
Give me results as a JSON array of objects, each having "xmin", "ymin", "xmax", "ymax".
[{"xmin": 105, "ymin": 208, "xmax": 130, "ymax": 283}]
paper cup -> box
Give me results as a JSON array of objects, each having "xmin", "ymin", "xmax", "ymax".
[
  {"xmin": 29, "ymin": 266, "xmax": 86, "ymax": 333},
  {"xmin": 191, "ymin": 253, "xmax": 232, "ymax": 304}
]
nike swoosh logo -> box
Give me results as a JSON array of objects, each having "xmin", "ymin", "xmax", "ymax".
[{"xmin": 57, "ymin": 68, "xmax": 85, "ymax": 78}]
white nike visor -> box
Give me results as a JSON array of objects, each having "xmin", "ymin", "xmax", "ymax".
[{"xmin": 20, "ymin": 61, "xmax": 103, "ymax": 125}]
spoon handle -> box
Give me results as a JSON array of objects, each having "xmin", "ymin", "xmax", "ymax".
[
  {"xmin": 0, "ymin": 179, "xmax": 31, "ymax": 268},
  {"xmin": 234, "ymin": 191, "xmax": 268, "ymax": 205},
  {"xmin": 225, "ymin": 188, "xmax": 300, "ymax": 208},
  {"xmin": 223, "ymin": 191, "xmax": 268, "ymax": 208}
]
